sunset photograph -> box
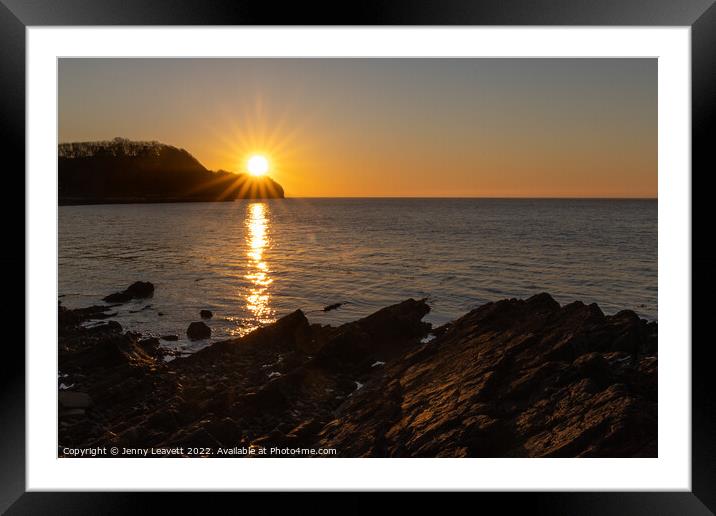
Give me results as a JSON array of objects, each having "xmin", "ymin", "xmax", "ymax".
[{"xmin": 57, "ymin": 58, "xmax": 657, "ymax": 458}]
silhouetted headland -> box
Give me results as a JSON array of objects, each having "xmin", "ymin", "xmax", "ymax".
[
  {"xmin": 58, "ymin": 287, "xmax": 657, "ymax": 458},
  {"xmin": 58, "ymin": 138, "xmax": 284, "ymax": 205}
]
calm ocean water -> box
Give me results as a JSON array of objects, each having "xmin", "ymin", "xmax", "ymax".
[{"xmin": 59, "ymin": 199, "xmax": 657, "ymax": 352}]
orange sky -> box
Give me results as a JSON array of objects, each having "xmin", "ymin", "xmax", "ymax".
[{"xmin": 59, "ymin": 58, "xmax": 657, "ymax": 198}]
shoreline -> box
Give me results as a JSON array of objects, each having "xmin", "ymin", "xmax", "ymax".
[{"xmin": 58, "ymin": 289, "xmax": 657, "ymax": 458}]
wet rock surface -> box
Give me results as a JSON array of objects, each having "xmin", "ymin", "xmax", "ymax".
[{"xmin": 58, "ymin": 293, "xmax": 656, "ymax": 457}]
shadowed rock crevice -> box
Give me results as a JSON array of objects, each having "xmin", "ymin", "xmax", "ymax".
[{"xmin": 58, "ymin": 293, "xmax": 657, "ymax": 458}]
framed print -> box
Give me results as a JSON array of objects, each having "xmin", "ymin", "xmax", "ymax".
[{"xmin": 2, "ymin": 0, "xmax": 715, "ymax": 512}]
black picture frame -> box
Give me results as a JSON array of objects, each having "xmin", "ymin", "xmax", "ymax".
[{"xmin": 2, "ymin": 0, "xmax": 714, "ymax": 513}]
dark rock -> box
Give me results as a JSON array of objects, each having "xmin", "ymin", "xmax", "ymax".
[
  {"xmin": 60, "ymin": 332, "xmax": 157, "ymax": 371},
  {"xmin": 233, "ymin": 385, "xmax": 288, "ymax": 416},
  {"xmin": 146, "ymin": 410, "xmax": 179, "ymax": 432},
  {"xmin": 59, "ymin": 391, "xmax": 92, "ymax": 409},
  {"xmin": 59, "ymin": 138, "xmax": 285, "ymax": 204},
  {"xmin": 57, "ymin": 293, "xmax": 656, "ymax": 458},
  {"xmin": 315, "ymin": 293, "xmax": 657, "ymax": 457},
  {"xmin": 85, "ymin": 320, "xmax": 123, "ymax": 335},
  {"xmin": 129, "ymin": 304, "xmax": 153, "ymax": 313},
  {"xmin": 187, "ymin": 309, "xmax": 311, "ymax": 361},
  {"xmin": 573, "ymin": 352, "xmax": 611, "ymax": 386},
  {"xmin": 138, "ymin": 337, "xmax": 160, "ymax": 351},
  {"xmin": 161, "ymin": 334, "xmax": 179, "ymax": 341},
  {"xmin": 187, "ymin": 321, "xmax": 211, "ymax": 340},
  {"xmin": 103, "ymin": 281, "xmax": 155, "ymax": 303},
  {"xmin": 287, "ymin": 419, "xmax": 325, "ymax": 444},
  {"xmin": 200, "ymin": 310, "xmax": 213, "ymax": 319},
  {"xmin": 202, "ymin": 417, "xmax": 241, "ymax": 445},
  {"xmin": 60, "ymin": 408, "xmax": 86, "ymax": 418},
  {"xmin": 252, "ymin": 429, "xmax": 298, "ymax": 448},
  {"xmin": 59, "ymin": 304, "xmax": 117, "ymax": 327},
  {"xmin": 124, "ymin": 281, "xmax": 154, "ymax": 298},
  {"xmin": 316, "ymin": 298, "xmax": 430, "ymax": 368}
]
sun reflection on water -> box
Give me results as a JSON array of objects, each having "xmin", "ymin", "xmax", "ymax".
[{"xmin": 241, "ymin": 202, "xmax": 275, "ymax": 334}]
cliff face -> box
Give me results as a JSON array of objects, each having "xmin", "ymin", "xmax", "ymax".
[
  {"xmin": 58, "ymin": 292, "xmax": 656, "ymax": 458},
  {"xmin": 58, "ymin": 138, "xmax": 284, "ymax": 204}
]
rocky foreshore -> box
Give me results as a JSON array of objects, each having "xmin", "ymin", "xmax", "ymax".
[{"xmin": 58, "ymin": 291, "xmax": 657, "ymax": 457}]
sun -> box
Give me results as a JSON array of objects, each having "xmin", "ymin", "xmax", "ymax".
[{"xmin": 247, "ymin": 154, "xmax": 270, "ymax": 176}]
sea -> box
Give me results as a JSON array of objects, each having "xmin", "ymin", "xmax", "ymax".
[{"xmin": 58, "ymin": 198, "xmax": 657, "ymax": 353}]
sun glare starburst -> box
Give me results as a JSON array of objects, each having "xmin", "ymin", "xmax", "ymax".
[{"xmin": 247, "ymin": 154, "xmax": 269, "ymax": 176}]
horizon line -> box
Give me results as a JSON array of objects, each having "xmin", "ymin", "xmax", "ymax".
[{"xmin": 278, "ymin": 196, "xmax": 658, "ymax": 200}]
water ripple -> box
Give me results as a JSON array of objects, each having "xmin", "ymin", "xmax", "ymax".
[{"xmin": 59, "ymin": 198, "xmax": 657, "ymax": 352}]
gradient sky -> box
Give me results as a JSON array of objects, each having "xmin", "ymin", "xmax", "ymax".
[{"xmin": 59, "ymin": 58, "xmax": 656, "ymax": 198}]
